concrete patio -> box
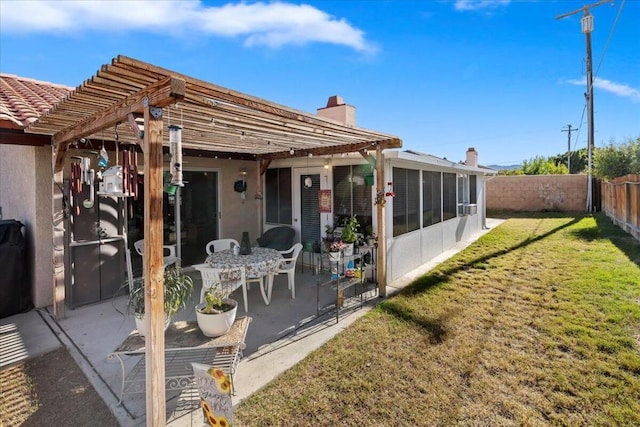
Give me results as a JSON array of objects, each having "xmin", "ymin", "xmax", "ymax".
[{"xmin": 0, "ymin": 219, "xmax": 502, "ymax": 426}]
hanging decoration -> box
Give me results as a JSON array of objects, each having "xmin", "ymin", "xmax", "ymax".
[
  {"xmin": 385, "ymin": 181, "xmax": 395, "ymax": 198},
  {"xmin": 70, "ymin": 158, "xmax": 82, "ymax": 215},
  {"xmin": 234, "ymin": 168, "xmax": 247, "ymax": 202},
  {"xmin": 97, "ymin": 123, "xmax": 136, "ymax": 199},
  {"xmin": 304, "ymin": 153, "xmax": 312, "ymax": 189},
  {"xmin": 169, "ymin": 125, "xmax": 184, "ymax": 187},
  {"xmin": 319, "ymin": 189, "xmax": 332, "ymax": 213}
]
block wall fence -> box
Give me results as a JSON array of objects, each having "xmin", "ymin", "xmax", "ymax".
[{"xmin": 486, "ymin": 175, "xmax": 588, "ymax": 212}]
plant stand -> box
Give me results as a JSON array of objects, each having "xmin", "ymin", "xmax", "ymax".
[
  {"xmin": 108, "ymin": 316, "xmax": 251, "ymax": 404},
  {"xmin": 316, "ymin": 244, "xmax": 377, "ymax": 323}
]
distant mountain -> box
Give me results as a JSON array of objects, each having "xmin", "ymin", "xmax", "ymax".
[{"xmin": 488, "ymin": 164, "xmax": 521, "ymax": 170}]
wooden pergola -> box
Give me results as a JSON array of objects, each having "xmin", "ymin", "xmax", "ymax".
[{"xmin": 26, "ymin": 55, "xmax": 401, "ymax": 425}]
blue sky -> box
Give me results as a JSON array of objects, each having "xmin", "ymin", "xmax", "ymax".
[{"xmin": 1, "ymin": 0, "xmax": 638, "ymax": 166}]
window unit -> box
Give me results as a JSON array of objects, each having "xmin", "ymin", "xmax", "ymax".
[
  {"xmin": 457, "ymin": 174, "xmax": 478, "ymax": 216},
  {"xmin": 392, "ymin": 167, "xmax": 420, "ymax": 236},
  {"xmin": 333, "ymin": 164, "xmax": 373, "ymax": 231},
  {"xmin": 442, "ymin": 172, "xmax": 457, "ymax": 221},
  {"xmin": 265, "ymin": 168, "xmax": 292, "ymax": 224},
  {"xmin": 422, "ymin": 170, "xmax": 442, "ymax": 227}
]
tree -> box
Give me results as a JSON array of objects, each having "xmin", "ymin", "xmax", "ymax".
[
  {"xmin": 521, "ymin": 155, "xmax": 568, "ymax": 175},
  {"xmin": 551, "ymin": 148, "xmax": 588, "ymax": 174},
  {"xmin": 593, "ymin": 136, "xmax": 640, "ymax": 179}
]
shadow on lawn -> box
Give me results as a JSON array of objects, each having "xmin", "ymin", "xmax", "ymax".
[
  {"xmin": 379, "ymin": 214, "xmax": 584, "ymax": 341},
  {"xmin": 593, "ymin": 213, "xmax": 640, "ymax": 268}
]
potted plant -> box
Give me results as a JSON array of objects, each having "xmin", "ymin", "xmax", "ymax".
[
  {"xmin": 340, "ymin": 216, "xmax": 359, "ymax": 256},
  {"xmin": 196, "ymin": 282, "xmax": 238, "ymax": 337},
  {"xmin": 326, "ymin": 239, "xmax": 345, "ymax": 262},
  {"xmin": 122, "ymin": 266, "xmax": 194, "ymax": 337}
]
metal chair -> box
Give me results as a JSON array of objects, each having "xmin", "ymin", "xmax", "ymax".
[
  {"xmin": 133, "ymin": 239, "xmax": 178, "ymax": 269},
  {"xmin": 268, "ymin": 243, "xmax": 303, "ymax": 301},
  {"xmin": 195, "ymin": 265, "xmax": 248, "ymax": 313},
  {"xmin": 205, "ymin": 238, "xmax": 240, "ymax": 255}
]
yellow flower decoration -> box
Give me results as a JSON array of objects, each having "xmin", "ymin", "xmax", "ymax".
[
  {"xmin": 207, "ymin": 367, "xmax": 232, "ymax": 394},
  {"xmin": 215, "ymin": 375, "xmax": 232, "ymax": 394}
]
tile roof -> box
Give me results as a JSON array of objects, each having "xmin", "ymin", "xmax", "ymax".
[{"xmin": 0, "ymin": 73, "xmax": 72, "ymax": 129}]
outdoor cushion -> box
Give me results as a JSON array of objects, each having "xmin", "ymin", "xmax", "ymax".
[{"xmin": 256, "ymin": 226, "xmax": 295, "ymax": 251}]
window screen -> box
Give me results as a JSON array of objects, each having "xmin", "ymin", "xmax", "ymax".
[
  {"xmin": 392, "ymin": 167, "xmax": 420, "ymax": 236},
  {"xmin": 265, "ymin": 168, "xmax": 292, "ymax": 224},
  {"xmin": 422, "ymin": 171, "xmax": 442, "ymax": 227}
]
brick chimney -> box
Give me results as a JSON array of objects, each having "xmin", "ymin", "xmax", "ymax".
[
  {"xmin": 466, "ymin": 147, "xmax": 478, "ymax": 167},
  {"xmin": 317, "ymin": 95, "xmax": 356, "ymax": 126}
]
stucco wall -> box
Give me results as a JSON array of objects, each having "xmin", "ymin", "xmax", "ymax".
[
  {"xmin": 486, "ymin": 175, "xmax": 588, "ymax": 212},
  {"xmin": 0, "ymin": 145, "xmax": 53, "ymax": 308}
]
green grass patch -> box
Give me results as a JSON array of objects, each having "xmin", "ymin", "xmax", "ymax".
[{"xmin": 235, "ymin": 213, "xmax": 640, "ymax": 426}]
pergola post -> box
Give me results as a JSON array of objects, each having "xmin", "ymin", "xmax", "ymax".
[
  {"xmin": 52, "ymin": 153, "xmax": 65, "ymax": 319},
  {"xmin": 376, "ymin": 146, "xmax": 386, "ymax": 297},
  {"xmin": 143, "ymin": 105, "xmax": 166, "ymax": 425}
]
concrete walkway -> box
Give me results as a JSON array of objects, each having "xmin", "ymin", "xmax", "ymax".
[{"xmin": 0, "ymin": 219, "xmax": 503, "ymax": 426}]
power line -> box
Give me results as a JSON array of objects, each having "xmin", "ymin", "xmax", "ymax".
[{"xmin": 594, "ymin": 0, "xmax": 625, "ymax": 78}]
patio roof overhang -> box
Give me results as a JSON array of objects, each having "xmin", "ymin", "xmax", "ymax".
[{"xmin": 25, "ymin": 55, "xmax": 402, "ymax": 172}]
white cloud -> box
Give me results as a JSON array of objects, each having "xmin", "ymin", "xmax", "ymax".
[
  {"xmin": 454, "ymin": 0, "xmax": 510, "ymax": 12},
  {"xmin": 0, "ymin": 1, "xmax": 375, "ymax": 53},
  {"xmin": 567, "ymin": 77, "xmax": 640, "ymax": 103}
]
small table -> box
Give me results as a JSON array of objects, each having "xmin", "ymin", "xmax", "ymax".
[
  {"xmin": 205, "ymin": 247, "xmax": 283, "ymax": 305},
  {"xmin": 108, "ymin": 316, "xmax": 251, "ymax": 404}
]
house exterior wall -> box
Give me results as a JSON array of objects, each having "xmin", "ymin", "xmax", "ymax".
[
  {"xmin": 385, "ymin": 157, "xmax": 488, "ymax": 283},
  {"xmin": 0, "ymin": 144, "xmax": 53, "ymax": 308},
  {"xmin": 269, "ymin": 153, "xmax": 492, "ymax": 285},
  {"xmin": 486, "ymin": 175, "xmax": 588, "ymax": 212}
]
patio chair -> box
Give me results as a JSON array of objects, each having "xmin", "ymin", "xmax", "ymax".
[
  {"xmin": 256, "ymin": 226, "xmax": 295, "ymax": 251},
  {"xmin": 205, "ymin": 238, "xmax": 240, "ymax": 255},
  {"xmin": 133, "ymin": 239, "xmax": 178, "ymax": 269},
  {"xmin": 269, "ymin": 243, "xmax": 303, "ymax": 301},
  {"xmin": 196, "ymin": 265, "xmax": 248, "ymax": 312}
]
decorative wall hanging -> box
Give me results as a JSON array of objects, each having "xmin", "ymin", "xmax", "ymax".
[{"xmin": 319, "ymin": 189, "xmax": 332, "ymax": 213}]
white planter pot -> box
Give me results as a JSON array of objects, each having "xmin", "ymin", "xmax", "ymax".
[
  {"xmin": 343, "ymin": 243, "xmax": 354, "ymax": 257},
  {"xmin": 135, "ymin": 314, "xmax": 170, "ymax": 338},
  {"xmin": 196, "ymin": 299, "xmax": 238, "ymax": 337},
  {"xmin": 328, "ymin": 251, "xmax": 341, "ymax": 262}
]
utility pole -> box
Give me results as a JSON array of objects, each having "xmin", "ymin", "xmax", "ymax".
[
  {"xmin": 561, "ymin": 124, "xmax": 577, "ymax": 173},
  {"xmin": 556, "ymin": 0, "xmax": 613, "ymax": 212}
]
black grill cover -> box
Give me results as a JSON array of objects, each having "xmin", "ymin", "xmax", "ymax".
[{"xmin": 0, "ymin": 220, "xmax": 31, "ymax": 318}]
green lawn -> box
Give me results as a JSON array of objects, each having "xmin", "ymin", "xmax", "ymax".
[{"xmin": 235, "ymin": 213, "xmax": 640, "ymax": 426}]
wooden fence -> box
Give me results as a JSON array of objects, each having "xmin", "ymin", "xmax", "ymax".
[{"xmin": 601, "ymin": 174, "xmax": 640, "ymax": 242}]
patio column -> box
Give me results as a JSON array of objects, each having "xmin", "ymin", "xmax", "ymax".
[
  {"xmin": 143, "ymin": 105, "xmax": 166, "ymax": 425},
  {"xmin": 376, "ymin": 146, "xmax": 386, "ymax": 297}
]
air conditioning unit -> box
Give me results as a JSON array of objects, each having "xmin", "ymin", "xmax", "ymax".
[{"xmin": 463, "ymin": 204, "xmax": 478, "ymax": 215}]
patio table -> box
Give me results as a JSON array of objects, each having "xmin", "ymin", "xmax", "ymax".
[{"xmin": 205, "ymin": 247, "xmax": 283, "ymax": 305}]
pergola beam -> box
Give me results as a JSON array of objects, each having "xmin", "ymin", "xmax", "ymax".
[
  {"xmin": 52, "ymin": 76, "xmax": 185, "ymax": 172},
  {"xmin": 259, "ymin": 139, "xmax": 399, "ymax": 160}
]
